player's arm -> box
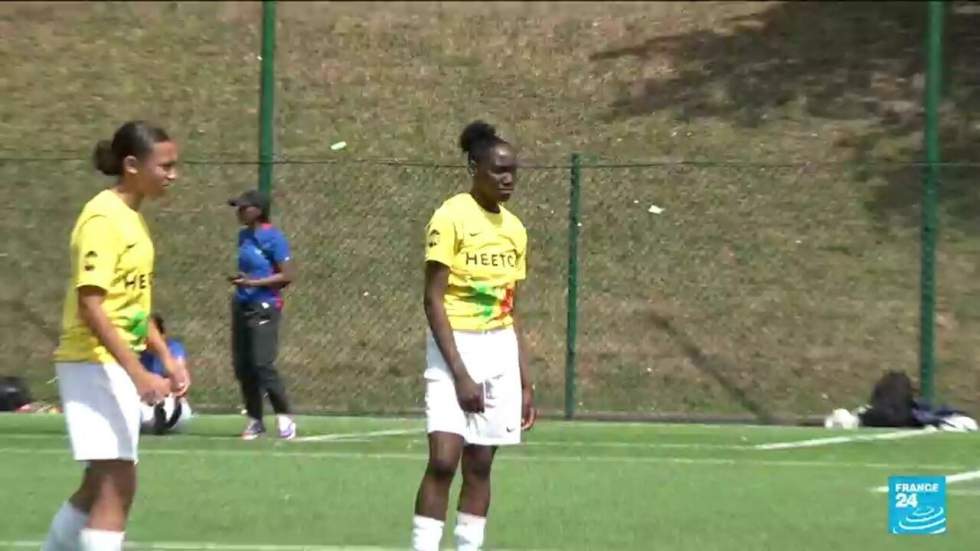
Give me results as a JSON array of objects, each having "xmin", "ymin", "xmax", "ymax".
[
  {"xmin": 77, "ymin": 288, "xmax": 143, "ymax": 379},
  {"xmin": 423, "ymin": 261, "xmax": 467, "ymax": 383},
  {"xmin": 425, "ymin": 261, "xmax": 483, "ymax": 413},
  {"xmin": 74, "ymin": 216, "xmax": 168, "ymax": 404},
  {"xmin": 424, "ymin": 210, "xmax": 483, "ymax": 413},
  {"xmin": 240, "ymin": 259, "xmax": 295, "ymax": 288},
  {"xmin": 511, "ymin": 288, "xmax": 536, "ymax": 431},
  {"xmin": 170, "ymin": 354, "xmax": 190, "ymax": 397},
  {"xmin": 77, "ymin": 288, "xmax": 168, "ymax": 404},
  {"xmin": 513, "ymin": 229, "xmax": 535, "ymax": 429},
  {"xmin": 237, "ymin": 231, "xmax": 296, "ymax": 289},
  {"xmin": 146, "ymin": 321, "xmax": 174, "ymax": 374},
  {"xmin": 146, "ymin": 321, "xmax": 190, "ymax": 396}
]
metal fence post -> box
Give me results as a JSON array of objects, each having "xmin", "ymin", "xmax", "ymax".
[
  {"xmin": 920, "ymin": 0, "xmax": 944, "ymax": 405},
  {"xmin": 258, "ymin": 0, "xmax": 277, "ymax": 205},
  {"xmin": 565, "ymin": 153, "xmax": 582, "ymax": 419}
]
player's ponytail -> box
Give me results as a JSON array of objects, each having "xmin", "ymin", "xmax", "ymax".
[
  {"xmin": 93, "ymin": 139, "xmax": 121, "ymax": 176},
  {"xmin": 93, "ymin": 121, "xmax": 171, "ymax": 177}
]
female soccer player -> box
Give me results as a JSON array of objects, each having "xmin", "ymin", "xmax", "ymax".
[
  {"xmin": 227, "ymin": 189, "xmax": 297, "ymax": 440},
  {"xmin": 42, "ymin": 121, "xmax": 189, "ymax": 551},
  {"xmin": 411, "ymin": 121, "xmax": 537, "ymax": 551}
]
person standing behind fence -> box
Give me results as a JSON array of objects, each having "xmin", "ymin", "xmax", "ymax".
[
  {"xmin": 43, "ymin": 120, "xmax": 188, "ymax": 551},
  {"xmin": 226, "ymin": 189, "xmax": 297, "ymax": 440},
  {"xmin": 411, "ymin": 121, "xmax": 537, "ymax": 551}
]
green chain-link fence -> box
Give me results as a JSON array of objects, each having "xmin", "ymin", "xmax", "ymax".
[
  {"xmin": 578, "ymin": 162, "xmax": 916, "ymax": 420},
  {"xmin": 0, "ymin": 160, "xmax": 570, "ymax": 415},
  {"xmin": 3, "ymin": 158, "xmax": 979, "ymax": 419}
]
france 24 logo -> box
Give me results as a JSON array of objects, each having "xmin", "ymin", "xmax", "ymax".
[{"xmin": 889, "ymin": 476, "xmax": 946, "ymax": 535}]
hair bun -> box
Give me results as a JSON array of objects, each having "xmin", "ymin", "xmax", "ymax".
[
  {"xmin": 93, "ymin": 139, "xmax": 121, "ymax": 176},
  {"xmin": 459, "ymin": 120, "xmax": 498, "ymax": 155}
]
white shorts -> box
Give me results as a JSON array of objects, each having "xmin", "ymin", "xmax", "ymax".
[
  {"xmin": 56, "ymin": 362, "xmax": 141, "ymax": 463},
  {"xmin": 424, "ymin": 327, "xmax": 522, "ymax": 446}
]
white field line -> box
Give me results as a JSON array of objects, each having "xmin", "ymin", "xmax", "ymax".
[
  {"xmin": 0, "ymin": 446, "xmax": 968, "ymax": 472},
  {"xmin": 296, "ymin": 434, "xmax": 755, "ymax": 450},
  {"xmin": 754, "ymin": 429, "xmax": 936, "ymax": 450},
  {"xmin": 0, "ymin": 432, "xmax": 778, "ymax": 451},
  {"xmin": 0, "ymin": 413, "xmax": 827, "ymax": 432},
  {"xmin": 870, "ymin": 469, "xmax": 980, "ymax": 493},
  {"xmin": 0, "ymin": 433, "xmax": 747, "ymax": 450},
  {"xmin": 0, "ymin": 433, "xmax": 750, "ymax": 451},
  {"xmin": 293, "ymin": 428, "xmax": 418, "ymax": 442},
  {"xmin": 0, "ymin": 432, "xmax": 904, "ymax": 453},
  {"xmin": 0, "ymin": 429, "xmax": 420, "ymax": 443},
  {"xmin": 525, "ymin": 440, "xmax": 748, "ymax": 450},
  {"xmin": 946, "ymin": 469, "xmax": 980, "ymax": 484}
]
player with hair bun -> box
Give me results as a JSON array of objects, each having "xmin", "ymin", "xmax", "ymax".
[
  {"xmin": 42, "ymin": 120, "xmax": 188, "ymax": 551},
  {"xmin": 411, "ymin": 120, "xmax": 536, "ymax": 551}
]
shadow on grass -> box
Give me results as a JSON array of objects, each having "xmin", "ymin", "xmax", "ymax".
[{"xmin": 592, "ymin": 1, "xmax": 980, "ymax": 232}]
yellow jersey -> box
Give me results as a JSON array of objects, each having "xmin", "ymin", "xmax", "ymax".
[
  {"xmin": 425, "ymin": 193, "xmax": 527, "ymax": 331},
  {"xmin": 55, "ymin": 189, "xmax": 155, "ymax": 364}
]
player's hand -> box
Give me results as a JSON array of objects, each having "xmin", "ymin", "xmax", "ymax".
[
  {"xmin": 521, "ymin": 385, "xmax": 537, "ymax": 431},
  {"xmin": 229, "ymin": 273, "xmax": 250, "ymax": 286},
  {"xmin": 169, "ymin": 363, "xmax": 191, "ymax": 398},
  {"xmin": 455, "ymin": 375, "xmax": 485, "ymax": 413},
  {"xmin": 135, "ymin": 371, "xmax": 171, "ymax": 406}
]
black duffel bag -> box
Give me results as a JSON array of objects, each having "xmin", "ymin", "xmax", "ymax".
[
  {"xmin": 0, "ymin": 376, "xmax": 32, "ymax": 412},
  {"xmin": 858, "ymin": 371, "xmax": 919, "ymax": 428}
]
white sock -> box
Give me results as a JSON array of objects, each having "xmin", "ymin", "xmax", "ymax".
[
  {"xmin": 454, "ymin": 512, "xmax": 487, "ymax": 551},
  {"xmin": 412, "ymin": 514, "xmax": 445, "ymax": 551},
  {"xmin": 79, "ymin": 529, "xmax": 125, "ymax": 551},
  {"xmin": 41, "ymin": 502, "xmax": 89, "ymax": 551}
]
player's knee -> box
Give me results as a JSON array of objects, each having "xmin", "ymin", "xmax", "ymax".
[
  {"xmin": 258, "ymin": 372, "xmax": 281, "ymax": 389},
  {"xmin": 426, "ymin": 455, "xmax": 459, "ymax": 481},
  {"xmin": 90, "ymin": 460, "xmax": 138, "ymax": 502},
  {"xmin": 462, "ymin": 458, "xmax": 493, "ymax": 481}
]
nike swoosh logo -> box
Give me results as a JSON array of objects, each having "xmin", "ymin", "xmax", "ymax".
[{"xmin": 125, "ymin": 243, "xmax": 137, "ymax": 250}]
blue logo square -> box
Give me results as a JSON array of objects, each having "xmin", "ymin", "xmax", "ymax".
[{"xmin": 889, "ymin": 476, "xmax": 947, "ymax": 535}]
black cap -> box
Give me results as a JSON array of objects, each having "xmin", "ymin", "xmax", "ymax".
[{"xmin": 228, "ymin": 190, "xmax": 270, "ymax": 217}]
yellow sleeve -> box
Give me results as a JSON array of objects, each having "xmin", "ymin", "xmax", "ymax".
[
  {"xmin": 73, "ymin": 215, "xmax": 121, "ymax": 291},
  {"xmin": 424, "ymin": 207, "xmax": 457, "ymax": 267}
]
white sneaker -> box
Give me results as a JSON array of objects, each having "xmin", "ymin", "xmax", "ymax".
[{"xmin": 278, "ymin": 415, "xmax": 296, "ymax": 440}]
